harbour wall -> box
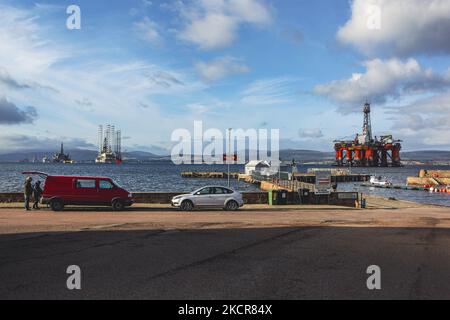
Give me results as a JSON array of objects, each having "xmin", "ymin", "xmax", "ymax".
[
  {"xmin": 0, "ymin": 192, "xmax": 268, "ymax": 204},
  {"xmin": 0, "ymin": 192, "xmax": 359, "ymax": 207}
]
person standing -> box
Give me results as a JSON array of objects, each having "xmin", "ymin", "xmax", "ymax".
[
  {"xmin": 24, "ymin": 177, "xmax": 33, "ymax": 211},
  {"xmin": 33, "ymin": 180, "xmax": 43, "ymax": 210}
]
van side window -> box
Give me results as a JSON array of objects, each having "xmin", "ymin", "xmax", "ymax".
[
  {"xmin": 76, "ymin": 179, "xmax": 96, "ymax": 189},
  {"xmin": 99, "ymin": 180, "xmax": 114, "ymax": 190}
]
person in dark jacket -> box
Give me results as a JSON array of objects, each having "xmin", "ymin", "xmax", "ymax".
[
  {"xmin": 24, "ymin": 177, "xmax": 33, "ymax": 211},
  {"xmin": 33, "ymin": 180, "xmax": 43, "ymax": 209}
]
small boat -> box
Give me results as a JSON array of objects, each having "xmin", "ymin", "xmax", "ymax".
[{"xmin": 370, "ymin": 175, "xmax": 393, "ymax": 187}]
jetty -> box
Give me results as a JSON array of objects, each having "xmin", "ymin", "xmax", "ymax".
[
  {"xmin": 293, "ymin": 172, "xmax": 370, "ymax": 184},
  {"xmin": 360, "ymin": 183, "xmax": 427, "ymax": 191},
  {"xmin": 238, "ymin": 174, "xmax": 316, "ymax": 192},
  {"xmin": 182, "ymin": 170, "xmax": 370, "ymax": 183},
  {"xmin": 181, "ymin": 172, "xmax": 241, "ymax": 179}
]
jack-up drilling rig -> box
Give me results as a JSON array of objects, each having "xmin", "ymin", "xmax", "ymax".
[
  {"xmin": 334, "ymin": 103, "xmax": 402, "ymax": 167},
  {"xmin": 95, "ymin": 125, "xmax": 122, "ymax": 164}
]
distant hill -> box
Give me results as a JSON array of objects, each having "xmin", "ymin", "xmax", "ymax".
[
  {"xmin": 0, "ymin": 149, "xmax": 449, "ymax": 163},
  {"xmin": 280, "ymin": 149, "xmax": 334, "ymax": 162},
  {"xmin": 0, "ymin": 149, "xmax": 162, "ymax": 162},
  {"xmin": 280, "ymin": 150, "xmax": 450, "ymax": 162},
  {"xmin": 401, "ymin": 150, "xmax": 450, "ymax": 161}
]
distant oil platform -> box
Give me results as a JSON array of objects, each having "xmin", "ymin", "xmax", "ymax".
[
  {"xmin": 96, "ymin": 125, "xmax": 122, "ymax": 164},
  {"xmin": 334, "ymin": 103, "xmax": 402, "ymax": 167},
  {"xmin": 51, "ymin": 143, "xmax": 74, "ymax": 164}
]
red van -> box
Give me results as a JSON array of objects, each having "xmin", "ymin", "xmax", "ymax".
[{"xmin": 22, "ymin": 172, "xmax": 133, "ymax": 211}]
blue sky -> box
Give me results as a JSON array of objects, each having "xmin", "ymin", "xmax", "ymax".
[{"xmin": 1, "ymin": 0, "xmax": 450, "ymax": 154}]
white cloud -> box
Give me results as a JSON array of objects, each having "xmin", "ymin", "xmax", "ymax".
[
  {"xmin": 142, "ymin": 0, "xmax": 153, "ymax": 7},
  {"xmin": 387, "ymin": 92, "xmax": 450, "ymax": 147},
  {"xmin": 227, "ymin": 0, "xmax": 273, "ymax": 24},
  {"xmin": 0, "ymin": 4, "xmax": 207, "ymax": 152},
  {"xmin": 0, "ymin": 5, "xmax": 65, "ymax": 75},
  {"xmin": 134, "ymin": 17, "xmax": 163, "ymax": 45},
  {"xmin": 180, "ymin": 13, "xmax": 237, "ymax": 50},
  {"xmin": 240, "ymin": 77, "xmax": 301, "ymax": 106},
  {"xmin": 185, "ymin": 103, "xmax": 212, "ymax": 114},
  {"xmin": 177, "ymin": 0, "xmax": 272, "ymax": 50},
  {"xmin": 314, "ymin": 58, "xmax": 450, "ymax": 111},
  {"xmin": 337, "ymin": 0, "xmax": 450, "ymax": 56},
  {"xmin": 299, "ymin": 128, "xmax": 324, "ymax": 139},
  {"xmin": 195, "ymin": 56, "xmax": 249, "ymax": 82}
]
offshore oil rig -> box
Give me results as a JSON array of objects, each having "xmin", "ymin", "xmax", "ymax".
[
  {"xmin": 96, "ymin": 125, "xmax": 122, "ymax": 164},
  {"xmin": 52, "ymin": 143, "xmax": 74, "ymax": 164},
  {"xmin": 334, "ymin": 103, "xmax": 402, "ymax": 167}
]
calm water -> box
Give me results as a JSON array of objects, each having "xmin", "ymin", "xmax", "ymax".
[
  {"xmin": 338, "ymin": 166, "xmax": 450, "ymax": 207},
  {"xmin": 1, "ymin": 162, "xmax": 449, "ymax": 207},
  {"xmin": 0, "ymin": 162, "xmax": 259, "ymax": 193}
]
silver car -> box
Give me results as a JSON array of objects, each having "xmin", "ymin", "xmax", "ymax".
[{"xmin": 171, "ymin": 186, "xmax": 244, "ymax": 211}]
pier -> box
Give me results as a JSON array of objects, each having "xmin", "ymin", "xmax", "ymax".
[
  {"xmin": 182, "ymin": 171, "xmax": 370, "ymax": 183},
  {"xmin": 360, "ymin": 183, "xmax": 427, "ymax": 191},
  {"xmin": 181, "ymin": 172, "xmax": 241, "ymax": 179},
  {"xmin": 293, "ymin": 173, "xmax": 370, "ymax": 184}
]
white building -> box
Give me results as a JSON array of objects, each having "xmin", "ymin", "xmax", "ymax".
[{"xmin": 245, "ymin": 160, "xmax": 272, "ymax": 176}]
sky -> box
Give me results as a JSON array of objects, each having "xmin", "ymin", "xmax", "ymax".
[{"xmin": 1, "ymin": 0, "xmax": 450, "ymax": 155}]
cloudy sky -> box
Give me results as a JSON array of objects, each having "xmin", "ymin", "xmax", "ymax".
[{"xmin": 1, "ymin": 0, "xmax": 450, "ymax": 154}]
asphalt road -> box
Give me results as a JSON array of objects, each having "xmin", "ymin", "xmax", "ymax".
[{"xmin": 1, "ymin": 207, "xmax": 450, "ymax": 299}]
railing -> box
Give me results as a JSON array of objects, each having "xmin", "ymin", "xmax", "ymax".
[
  {"xmin": 276, "ymin": 179, "xmax": 316, "ymax": 192},
  {"xmin": 252, "ymin": 172, "xmax": 315, "ymax": 192}
]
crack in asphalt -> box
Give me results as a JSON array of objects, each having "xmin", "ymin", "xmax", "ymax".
[{"xmin": 139, "ymin": 227, "xmax": 321, "ymax": 285}]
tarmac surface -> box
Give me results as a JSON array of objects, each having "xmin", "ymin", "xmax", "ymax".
[{"xmin": 1, "ymin": 203, "xmax": 450, "ymax": 299}]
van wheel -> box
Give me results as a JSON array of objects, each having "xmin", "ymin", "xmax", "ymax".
[
  {"xmin": 50, "ymin": 200, "xmax": 64, "ymax": 212},
  {"xmin": 180, "ymin": 200, "xmax": 194, "ymax": 211},
  {"xmin": 225, "ymin": 200, "xmax": 239, "ymax": 211},
  {"xmin": 112, "ymin": 200, "xmax": 125, "ymax": 211}
]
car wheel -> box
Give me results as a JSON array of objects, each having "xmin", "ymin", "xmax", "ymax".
[
  {"xmin": 50, "ymin": 199, "xmax": 64, "ymax": 212},
  {"xmin": 180, "ymin": 200, "xmax": 194, "ymax": 211},
  {"xmin": 112, "ymin": 200, "xmax": 125, "ymax": 211},
  {"xmin": 225, "ymin": 200, "xmax": 239, "ymax": 211}
]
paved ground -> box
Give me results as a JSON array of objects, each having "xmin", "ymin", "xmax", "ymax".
[{"xmin": 1, "ymin": 204, "xmax": 450, "ymax": 299}]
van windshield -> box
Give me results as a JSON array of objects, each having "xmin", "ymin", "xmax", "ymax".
[{"xmin": 112, "ymin": 179, "xmax": 122, "ymax": 188}]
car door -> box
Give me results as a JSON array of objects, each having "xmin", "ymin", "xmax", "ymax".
[
  {"xmin": 208, "ymin": 187, "xmax": 227, "ymax": 207},
  {"xmin": 193, "ymin": 187, "xmax": 212, "ymax": 206}
]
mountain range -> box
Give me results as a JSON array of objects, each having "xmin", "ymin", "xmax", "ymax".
[
  {"xmin": 1, "ymin": 149, "xmax": 450, "ymax": 163},
  {"xmin": 0, "ymin": 150, "xmax": 161, "ymax": 162}
]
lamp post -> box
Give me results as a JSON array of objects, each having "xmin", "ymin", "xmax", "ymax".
[{"xmin": 228, "ymin": 128, "xmax": 232, "ymax": 188}]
